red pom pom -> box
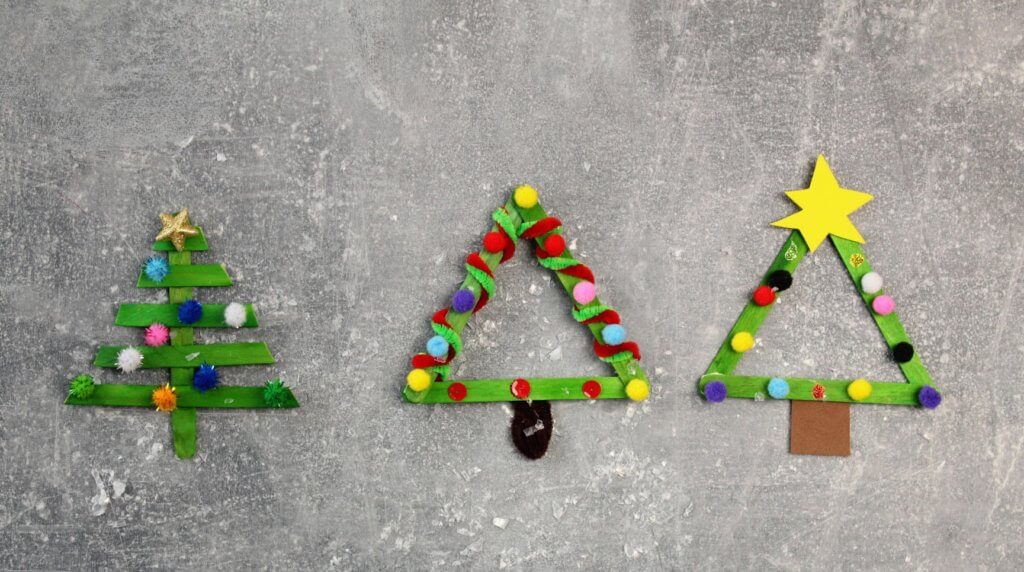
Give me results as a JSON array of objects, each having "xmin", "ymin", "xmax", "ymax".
[
  {"xmin": 752, "ymin": 285, "xmax": 776, "ymax": 306},
  {"xmin": 543, "ymin": 234, "xmax": 566, "ymax": 256},
  {"xmin": 483, "ymin": 231, "xmax": 505, "ymax": 253}
]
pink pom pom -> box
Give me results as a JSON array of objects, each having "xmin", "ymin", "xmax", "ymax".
[
  {"xmin": 572, "ymin": 281, "xmax": 596, "ymax": 305},
  {"xmin": 872, "ymin": 294, "xmax": 895, "ymax": 316},
  {"xmin": 144, "ymin": 323, "xmax": 170, "ymax": 346}
]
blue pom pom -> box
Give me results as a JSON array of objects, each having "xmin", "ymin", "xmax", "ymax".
[
  {"xmin": 601, "ymin": 324, "xmax": 626, "ymax": 345},
  {"xmin": 426, "ymin": 335, "xmax": 450, "ymax": 358},
  {"xmin": 192, "ymin": 364, "xmax": 219, "ymax": 393},
  {"xmin": 767, "ymin": 377, "xmax": 790, "ymax": 399},
  {"xmin": 144, "ymin": 256, "xmax": 169, "ymax": 283},
  {"xmin": 178, "ymin": 299, "xmax": 203, "ymax": 325}
]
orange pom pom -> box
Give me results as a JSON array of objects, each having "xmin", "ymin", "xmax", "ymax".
[{"xmin": 152, "ymin": 384, "xmax": 178, "ymax": 412}]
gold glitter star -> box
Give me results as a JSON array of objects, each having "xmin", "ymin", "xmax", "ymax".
[{"xmin": 155, "ymin": 209, "xmax": 199, "ymax": 252}]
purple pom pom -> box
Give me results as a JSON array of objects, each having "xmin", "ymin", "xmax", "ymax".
[
  {"xmin": 704, "ymin": 381, "xmax": 727, "ymax": 403},
  {"xmin": 452, "ymin": 289, "xmax": 475, "ymax": 313},
  {"xmin": 918, "ymin": 386, "xmax": 941, "ymax": 409}
]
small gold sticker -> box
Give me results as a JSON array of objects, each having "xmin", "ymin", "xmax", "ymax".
[
  {"xmin": 849, "ymin": 253, "xmax": 865, "ymax": 268},
  {"xmin": 784, "ymin": 241, "xmax": 799, "ymax": 261}
]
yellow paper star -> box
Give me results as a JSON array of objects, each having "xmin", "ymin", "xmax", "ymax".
[
  {"xmin": 771, "ymin": 155, "xmax": 873, "ymax": 252},
  {"xmin": 155, "ymin": 209, "xmax": 199, "ymax": 252}
]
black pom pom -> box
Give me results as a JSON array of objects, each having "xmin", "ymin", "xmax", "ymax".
[
  {"xmin": 767, "ymin": 270, "xmax": 793, "ymax": 291},
  {"xmin": 892, "ymin": 342, "xmax": 915, "ymax": 363},
  {"xmin": 511, "ymin": 400, "xmax": 553, "ymax": 460}
]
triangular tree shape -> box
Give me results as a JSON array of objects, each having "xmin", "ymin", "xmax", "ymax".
[
  {"xmin": 699, "ymin": 157, "xmax": 941, "ymax": 455},
  {"xmin": 65, "ymin": 211, "xmax": 299, "ymax": 459},
  {"xmin": 403, "ymin": 186, "xmax": 650, "ymax": 458}
]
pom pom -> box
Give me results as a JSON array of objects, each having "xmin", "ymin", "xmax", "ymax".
[
  {"xmin": 406, "ymin": 368, "xmax": 432, "ymax": 392},
  {"xmin": 601, "ymin": 324, "xmax": 627, "ymax": 345},
  {"xmin": 872, "ymin": 294, "xmax": 895, "ymax": 316},
  {"xmin": 892, "ymin": 341, "xmax": 915, "ymax": 363},
  {"xmin": 917, "ymin": 385, "xmax": 942, "ymax": 409},
  {"xmin": 263, "ymin": 378, "xmax": 290, "ymax": 408},
  {"xmin": 511, "ymin": 378, "xmax": 531, "ymax": 399},
  {"xmin": 767, "ymin": 377, "xmax": 789, "ymax": 399},
  {"xmin": 483, "ymin": 231, "xmax": 505, "ymax": 253},
  {"xmin": 152, "ymin": 384, "xmax": 177, "ymax": 412},
  {"xmin": 178, "ymin": 299, "xmax": 203, "ymax": 325},
  {"xmin": 847, "ymin": 378, "xmax": 872, "ymax": 401},
  {"xmin": 426, "ymin": 335, "xmax": 450, "ymax": 358},
  {"xmin": 572, "ymin": 281, "xmax": 596, "ymax": 305},
  {"xmin": 861, "ymin": 271, "xmax": 883, "ymax": 294},
  {"xmin": 223, "ymin": 302, "xmax": 247, "ymax": 328},
  {"xmin": 543, "ymin": 234, "xmax": 566, "ymax": 256},
  {"xmin": 582, "ymin": 379, "xmax": 602, "ymax": 399},
  {"xmin": 69, "ymin": 374, "xmax": 95, "ymax": 399},
  {"xmin": 143, "ymin": 323, "xmax": 170, "ymax": 347},
  {"xmin": 116, "ymin": 347, "xmax": 144, "ymax": 373},
  {"xmin": 625, "ymin": 378, "xmax": 650, "ymax": 401},
  {"xmin": 143, "ymin": 256, "xmax": 170, "ymax": 283},
  {"xmin": 730, "ymin": 331, "xmax": 755, "ymax": 353},
  {"xmin": 812, "ymin": 383, "xmax": 826, "ymax": 400},
  {"xmin": 192, "ymin": 363, "xmax": 220, "ymax": 393},
  {"xmin": 767, "ymin": 269, "xmax": 793, "ymax": 291},
  {"xmin": 704, "ymin": 381, "xmax": 727, "ymax": 402},
  {"xmin": 752, "ymin": 285, "xmax": 776, "ymax": 306},
  {"xmin": 452, "ymin": 289, "xmax": 475, "ymax": 313},
  {"xmin": 513, "ymin": 185, "xmax": 538, "ymax": 209}
]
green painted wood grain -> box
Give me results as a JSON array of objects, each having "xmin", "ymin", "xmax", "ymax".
[
  {"xmin": 167, "ymin": 250, "xmax": 197, "ymax": 457},
  {"xmin": 116, "ymin": 303, "xmax": 258, "ymax": 328},
  {"xmin": 64, "ymin": 384, "xmax": 299, "ymax": 408},
  {"xmin": 94, "ymin": 343, "xmax": 274, "ymax": 368},
  {"xmin": 408, "ymin": 376, "xmax": 626, "ymax": 404},
  {"xmin": 700, "ymin": 373, "xmax": 933, "ymax": 406},
  {"xmin": 151, "ymin": 226, "xmax": 209, "ymax": 251},
  {"xmin": 830, "ymin": 236, "xmax": 935, "ymax": 388},
  {"xmin": 136, "ymin": 264, "xmax": 232, "ymax": 288},
  {"xmin": 703, "ymin": 231, "xmax": 808, "ymax": 377}
]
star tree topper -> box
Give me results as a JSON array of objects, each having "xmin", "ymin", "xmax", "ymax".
[
  {"xmin": 771, "ymin": 155, "xmax": 873, "ymax": 252},
  {"xmin": 155, "ymin": 209, "xmax": 199, "ymax": 252}
]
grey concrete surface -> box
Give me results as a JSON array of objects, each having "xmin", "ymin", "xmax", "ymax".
[{"xmin": 1, "ymin": 1, "xmax": 1022, "ymax": 569}]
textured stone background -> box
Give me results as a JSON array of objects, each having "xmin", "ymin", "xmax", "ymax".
[{"xmin": 1, "ymin": 1, "xmax": 1022, "ymax": 569}]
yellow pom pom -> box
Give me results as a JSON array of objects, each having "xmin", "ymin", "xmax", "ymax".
[
  {"xmin": 513, "ymin": 185, "xmax": 538, "ymax": 209},
  {"xmin": 730, "ymin": 331, "xmax": 755, "ymax": 353},
  {"xmin": 625, "ymin": 378, "xmax": 650, "ymax": 401},
  {"xmin": 152, "ymin": 384, "xmax": 177, "ymax": 412},
  {"xmin": 847, "ymin": 378, "xmax": 872, "ymax": 401},
  {"xmin": 406, "ymin": 368, "xmax": 432, "ymax": 392}
]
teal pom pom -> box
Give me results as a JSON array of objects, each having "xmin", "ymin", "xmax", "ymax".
[
  {"xmin": 69, "ymin": 374, "xmax": 95, "ymax": 399},
  {"xmin": 426, "ymin": 335, "xmax": 449, "ymax": 358},
  {"xmin": 144, "ymin": 256, "xmax": 170, "ymax": 283},
  {"xmin": 601, "ymin": 324, "xmax": 626, "ymax": 345},
  {"xmin": 192, "ymin": 364, "xmax": 219, "ymax": 392},
  {"xmin": 767, "ymin": 377, "xmax": 789, "ymax": 399},
  {"xmin": 263, "ymin": 379, "xmax": 290, "ymax": 408},
  {"xmin": 178, "ymin": 299, "xmax": 203, "ymax": 325}
]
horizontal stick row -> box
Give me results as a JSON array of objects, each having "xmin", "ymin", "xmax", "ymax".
[
  {"xmin": 137, "ymin": 264, "xmax": 232, "ymax": 288},
  {"xmin": 94, "ymin": 342, "xmax": 274, "ymax": 369},
  {"xmin": 700, "ymin": 373, "xmax": 932, "ymax": 406},
  {"xmin": 404, "ymin": 376, "xmax": 628, "ymax": 404},
  {"xmin": 65, "ymin": 384, "xmax": 298, "ymax": 409},
  {"xmin": 116, "ymin": 303, "xmax": 258, "ymax": 328}
]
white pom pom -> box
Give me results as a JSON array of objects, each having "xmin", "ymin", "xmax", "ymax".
[
  {"xmin": 224, "ymin": 302, "xmax": 247, "ymax": 328},
  {"xmin": 861, "ymin": 271, "xmax": 883, "ymax": 294},
  {"xmin": 116, "ymin": 347, "xmax": 144, "ymax": 373}
]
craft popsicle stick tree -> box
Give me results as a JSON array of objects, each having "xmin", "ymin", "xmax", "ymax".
[
  {"xmin": 403, "ymin": 186, "xmax": 650, "ymax": 459},
  {"xmin": 65, "ymin": 211, "xmax": 299, "ymax": 459},
  {"xmin": 699, "ymin": 156, "xmax": 941, "ymax": 456}
]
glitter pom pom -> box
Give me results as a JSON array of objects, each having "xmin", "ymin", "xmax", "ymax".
[
  {"xmin": 144, "ymin": 323, "xmax": 170, "ymax": 346},
  {"xmin": 192, "ymin": 363, "xmax": 219, "ymax": 393},
  {"xmin": 143, "ymin": 256, "xmax": 170, "ymax": 283}
]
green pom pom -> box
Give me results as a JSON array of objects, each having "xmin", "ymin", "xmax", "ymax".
[
  {"xmin": 69, "ymin": 374, "xmax": 95, "ymax": 399},
  {"xmin": 263, "ymin": 378, "xmax": 290, "ymax": 408}
]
